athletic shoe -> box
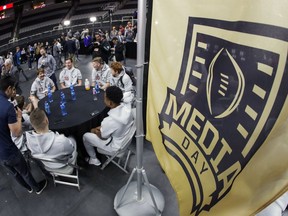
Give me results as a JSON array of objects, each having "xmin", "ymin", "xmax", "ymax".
[
  {"xmin": 85, "ymin": 157, "xmax": 101, "ymax": 166},
  {"xmin": 36, "ymin": 180, "xmax": 47, "ymax": 195},
  {"xmin": 28, "ymin": 187, "xmax": 33, "ymax": 193}
]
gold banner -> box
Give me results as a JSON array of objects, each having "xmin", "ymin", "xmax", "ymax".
[{"xmin": 147, "ymin": 1, "xmax": 288, "ymax": 215}]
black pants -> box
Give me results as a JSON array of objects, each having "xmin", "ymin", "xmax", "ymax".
[{"xmin": 1, "ymin": 150, "xmax": 40, "ymax": 191}]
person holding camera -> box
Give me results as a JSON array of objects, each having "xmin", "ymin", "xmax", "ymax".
[{"xmin": 91, "ymin": 33, "xmax": 111, "ymax": 64}]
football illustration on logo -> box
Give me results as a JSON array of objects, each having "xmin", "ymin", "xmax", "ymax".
[{"xmin": 207, "ymin": 48, "xmax": 245, "ymax": 119}]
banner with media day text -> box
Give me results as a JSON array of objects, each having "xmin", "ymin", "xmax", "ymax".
[{"xmin": 146, "ymin": 1, "xmax": 288, "ymax": 215}]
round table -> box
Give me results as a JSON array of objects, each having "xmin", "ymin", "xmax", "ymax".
[{"xmin": 39, "ymin": 86, "xmax": 108, "ymax": 156}]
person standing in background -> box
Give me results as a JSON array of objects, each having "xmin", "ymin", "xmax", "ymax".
[
  {"xmin": 38, "ymin": 46, "xmax": 58, "ymax": 90},
  {"xmin": 13, "ymin": 47, "xmax": 21, "ymax": 68},
  {"xmin": 111, "ymin": 37, "xmax": 124, "ymax": 63},
  {"xmin": 65, "ymin": 33, "xmax": 77, "ymax": 64},
  {"xmin": 52, "ymin": 39, "xmax": 61, "ymax": 70}
]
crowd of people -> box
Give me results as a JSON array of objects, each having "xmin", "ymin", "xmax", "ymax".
[
  {"xmin": 0, "ymin": 22, "xmax": 137, "ymax": 195},
  {"xmin": 0, "ymin": 21, "xmax": 136, "ymax": 76}
]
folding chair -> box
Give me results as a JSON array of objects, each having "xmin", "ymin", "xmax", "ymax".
[
  {"xmin": 30, "ymin": 154, "xmax": 81, "ymax": 191},
  {"xmin": 97, "ymin": 122, "xmax": 136, "ymax": 174}
]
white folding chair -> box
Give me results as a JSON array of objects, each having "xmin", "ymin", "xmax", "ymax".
[
  {"xmin": 97, "ymin": 122, "xmax": 136, "ymax": 174},
  {"xmin": 31, "ymin": 154, "xmax": 81, "ymax": 191}
]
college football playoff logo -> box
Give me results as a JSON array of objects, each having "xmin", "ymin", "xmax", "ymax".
[{"xmin": 159, "ymin": 18, "xmax": 288, "ymax": 215}]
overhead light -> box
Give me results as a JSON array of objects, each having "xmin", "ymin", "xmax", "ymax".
[
  {"xmin": 63, "ymin": 20, "xmax": 70, "ymax": 26},
  {"xmin": 90, "ymin": 16, "xmax": 97, "ymax": 22}
]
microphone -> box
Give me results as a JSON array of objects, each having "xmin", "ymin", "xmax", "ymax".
[
  {"xmin": 10, "ymin": 97, "xmax": 18, "ymax": 109},
  {"xmin": 10, "ymin": 98, "xmax": 24, "ymax": 122}
]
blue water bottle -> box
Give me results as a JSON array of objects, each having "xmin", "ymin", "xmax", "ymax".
[
  {"xmin": 47, "ymin": 85, "xmax": 53, "ymax": 103},
  {"xmin": 44, "ymin": 101, "xmax": 51, "ymax": 115},
  {"xmin": 60, "ymin": 91, "xmax": 66, "ymax": 104},
  {"xmin": 60, "ymin": 102, "xmax": 67, "ymax": 116},
  {"xmin": 69, "ymin": 83, "xmax": 74, "ymax": 92},
  {"xmin": 95, "ymin": 82, "xmax": 100, "ymax": 94},
  {"xmin": 70, "ymin": 83, "xmax": 76, "ymax": 101}
]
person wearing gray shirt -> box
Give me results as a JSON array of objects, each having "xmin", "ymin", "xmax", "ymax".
[{"xmin": 38, "ymin": 46, "xmax": 58, "ymax": 90}]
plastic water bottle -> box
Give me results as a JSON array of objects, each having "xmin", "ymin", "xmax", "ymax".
[
  {"xmin": 85, "ymin": 79, "xmax": 90, "ymax": 90},
  {"xmin": 60, "ymin": 91, "xmax": 66, "ymax": 104},
  {"xmin": 70, "ymin": 83, "xmax": 76, "ymax": 101},
  {"xmin": 60, "ymin": 102, "xmax": 67, "ymax": 116},
  {"xmin": 71, "ymin": 89, "xmax": 76, "ymax": 101},
  {"xmin": 95, "ymin": 82, "xmax": 100, "ymax": 94},
  {"xmin": 47, "ymin": 85, "xmax": 53, "ymax": 103},
  {"xmin": 93, "ymin": 87, "xmax": 97, "ymax": 101},
  {"xmin": 44, "ymin": 101, "xmax": 51, "ymax": 115},
  {"xmin": 69, "ymin": 83, "xmax": 74, "ymax": 92}
]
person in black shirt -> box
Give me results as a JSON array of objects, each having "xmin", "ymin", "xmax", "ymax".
[{"xmin": 0, "ymin": 76, "xmax": 47, "ymax": 194}]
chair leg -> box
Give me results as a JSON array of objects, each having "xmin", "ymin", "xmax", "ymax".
[
  {"xmin": 76, "ymin": 168, "xmax": 80, "ymax": 191},
  {"xmin": 51, "ymin": 174, "xmax": 57, "ymax": 187},
  {"xmin": 111, "ymin": 160, "xmax": 129, "ymax": 174},
  {"xmin": 101, "ymin": 155, "xmax": 115, "ymax": 170},
  {"xmin": 123, "ymin": 150, "xmax": 131, "ymax": 171}
]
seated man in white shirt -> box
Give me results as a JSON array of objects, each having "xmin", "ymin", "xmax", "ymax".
[
  {"xmin": 91, "ymin": 57, "xmax": 111, "ymax": 90},
  {"xmin": 109, "ymin": 61, "xmax": 135, "ymax": 107},
  {"xmin": 26, "ymin": 108, "xmax": 77, "ymax": 174},
  {"xmin": 83, "ymin": 86, "xmax": 134, "ymax": 166},
  {"xmin": 10, "ymin": 95, "xmax": 34, "ymax": 152},
  {"xmin": 30, "ymin": 68, "xmax": 55, "ymax": 100},
  {"xmin": 59, "ymin": 58, "xmax": 82, "ymax": 89}
]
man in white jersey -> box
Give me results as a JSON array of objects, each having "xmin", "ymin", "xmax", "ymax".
[
  {"xmin": 30, "ymin": 68, "xmax": 55, "ymax": 100},
  {"xmin": 59, "ymin": 58, "xmax": 82, "ymax": 89},
  {"xmin": 91, "ymin": 57, "xmax": 111, "ymax": 90}
]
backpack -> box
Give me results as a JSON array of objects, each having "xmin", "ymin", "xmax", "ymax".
[{"xmin": 119, "ymin": 66, "xmax": 136, "ymax": 87}]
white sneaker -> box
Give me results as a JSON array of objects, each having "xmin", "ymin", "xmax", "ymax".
[{"xmin": 86, "ymin": 157, "xmax": 101, "ymax": 166}]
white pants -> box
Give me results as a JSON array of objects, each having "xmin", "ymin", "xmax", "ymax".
[
  {"xmin": 68, "ymin": 136, "xmax": 77, "ymax": 164},
  {"xmin": 256, "ymin": 192, "xmax": 288, "ymax": 216},
  {"xmin": 83, "ymin": 132, "xmax": 114, "ymax": 159}
]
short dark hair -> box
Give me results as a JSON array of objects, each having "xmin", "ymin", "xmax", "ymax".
[
  {"xmin": 65, "ymin": 57, "xmax": 73, "ymax": 63},
  {"xmin": 0, "ymin": 76, "xmax": 16, "ymax": 91},
  {"xmin": 106, "ymin": 86, "xmax": 123, "ymax": 104},
  {"xmin": 30, "ymin": 108, "xmax": 47, "ymax": 131},
  {"xmin": 37, "ymin": 68, "xmax": 45, "ymax": 76}
]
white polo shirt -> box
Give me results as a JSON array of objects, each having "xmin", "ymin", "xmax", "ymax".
[{"xmin": 59, "ymin": 67, "xmax": 82, "ymax": 87}]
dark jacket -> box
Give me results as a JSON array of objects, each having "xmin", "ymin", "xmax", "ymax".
[
  {"xmin": 114, "ymin": 42, "xmax": 124, "ymax": 62},
  {"xmin": 65, "ymin": 38, "xmax": 76, "ymax": 54}
]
